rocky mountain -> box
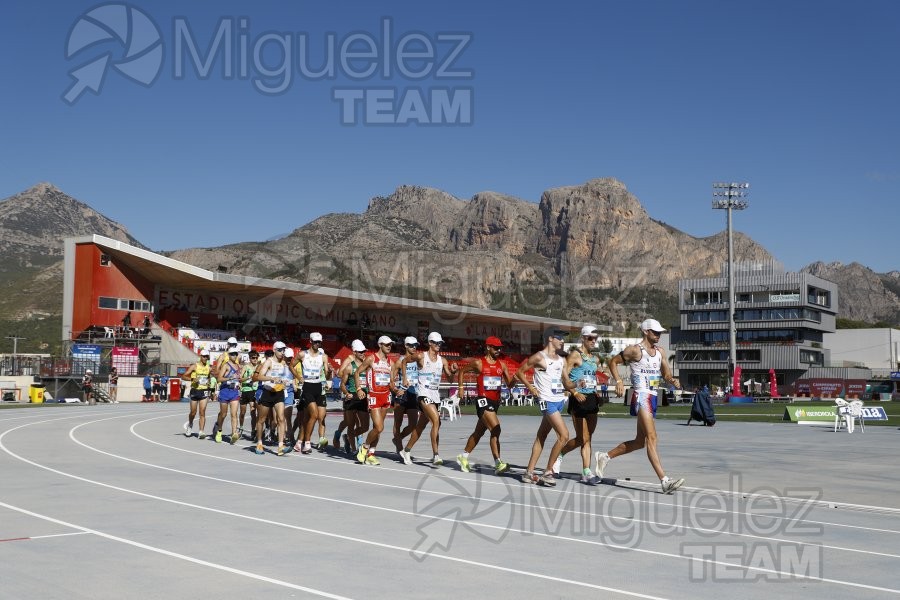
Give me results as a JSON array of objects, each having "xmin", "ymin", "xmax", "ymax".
[
  {"xmin": 0, "ymin": 183, "xmax": 143, "ymax": 321},
  {"xmin": 1, "ymin": 180, "xmax": 896, "ymax": 355},
  {"xmin": 802, "ymin": 262, "xmax": 900, "ymax": 325},
  {"xmin": 167, "ymin": 179, "xmax": 777, "ymax": 328}
]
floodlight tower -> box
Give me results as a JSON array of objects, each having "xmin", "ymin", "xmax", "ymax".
[{"xmin": 712, "ymin": 182, "xmax": 750, "ymax": 384}]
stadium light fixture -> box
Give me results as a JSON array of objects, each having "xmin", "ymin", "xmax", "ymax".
[{"xmin": 711, "ymin": 182, "xmax": 750, "ymax": 385}]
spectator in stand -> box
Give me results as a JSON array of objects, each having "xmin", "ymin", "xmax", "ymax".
[
  {"xmin": 143, "ymin": 373, "xmax": 152, "ymax": 402},
  {"xmin": 121, "ymin": 311, "xmax": 132, "ymax": 330},
  {"xmin": 142, "ymin": 315, "xmax": 152, "ymax": 338},
  {"xmin": 161, "ymin": 373, "xmax": 169, "ymax": 401}
]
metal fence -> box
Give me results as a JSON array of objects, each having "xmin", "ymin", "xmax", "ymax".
[{"xmin": 0, "ymin": 355, "xmax": 179, "ymax": 379}]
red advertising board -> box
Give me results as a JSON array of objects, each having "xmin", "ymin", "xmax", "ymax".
[
  {"xmin": 845, "ymin": 379, "xmax": 866, "ymax": 398},
  {"xmin": 808, "ymin": 378, "xmax": 843, "ymax": 397}
]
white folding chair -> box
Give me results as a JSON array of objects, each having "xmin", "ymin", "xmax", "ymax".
[
  {"xmin": 440, "ymin": 390, "xmax": 460, "ymax": 421},
  {"xmin": 103, "ymin": 327, "xmax": 115, "ymax": 339},
  {"xmin": 833, "ymin": 398, "xmax": 850, "ymax": 432},
  {"xmin": 847, "ymin": 400, "xmax": 865, "ymax": 433}
]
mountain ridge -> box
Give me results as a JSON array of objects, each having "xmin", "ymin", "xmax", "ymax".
[{"xmin": 1, "ymin": 180, "xmax": 897, "ymax": 351}]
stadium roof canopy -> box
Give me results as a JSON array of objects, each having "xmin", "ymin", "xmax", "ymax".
[{"xmin": 64, "ymin": 235, "xmax": 609, "ymax": 343}]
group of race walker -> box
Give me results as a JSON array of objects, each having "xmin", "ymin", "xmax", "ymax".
[{"xmin": 180, "ymin": 318, "xmax": 685, "ymax": 494}]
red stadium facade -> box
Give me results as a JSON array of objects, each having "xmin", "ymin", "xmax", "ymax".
[{"xmin": 63, "ymin": 235, "xmax": 602, "ymax": 364}]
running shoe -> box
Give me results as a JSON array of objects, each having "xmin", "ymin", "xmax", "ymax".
[
  {"xmin": 255, "ymin": 443, "xmax": 265, "ymax": 455},
  {"xmin": 661, "ymin": 477, "xmax": 685, "ymax": 494},
  {"xmin": 551, "ymin": 455, "xmax": 563, "ymax": 476},
  {"xmin": 230, "ymin": 431, "xmax": 239, "ymax": 445},
  {"xmin": 183, "ymin": 422, "xmax": 192, "ymax": 437},
  {"xmin": 215, "ymin": 430, "xmax": 223, "ymax": 443},
  {"xmin": 539, "ymin": 472, "xmax": 557, "ymax": 487},
  {"xmin": 495, "ymin": 461, "xmax": 510, "ymax": 475},
  {"xmin": 198, "ymin": 432, "xmax": 207, "ymax": 440},
  {"xmin": 319, "ymin": 436, "xmax": 328, "ymax": 448},
  {"xmin": 365, "ymin": 454, "xmax": 380, "ymax": 466},
  {"xmin": 521, "ymin": 471, "xmax": 539, "ymax": 484},
  {"xmin": 399, "ymin": 449, "xmax": 412, "ymax": 465},
  {"xmin": 580, "ymin": 474, "xmax": 600, "ymax": 485},
  {"xmin": 432, "ymin": 455, "xmax": 443, "ymax": 466},
  {"xmin": 293, "ymin": 441, "xmax": 303, "ymax": 454},
  {"xmin": 594, "ymin": 451, "xmax": 611, "ymax": 479},
  {"xmin": 302, "ymin": 442, "xmax": 313, "ymax": 455},
  {"xmin": 457, "ymin": 454, "xmax": 470, "ymax": 473},
  {"xmin": 356, "ymin": 445, "xmax": 368, "ymax": 464},
  {"xmin": 276, "ymin": 446, "xmax": 286, "ymax": 456}
]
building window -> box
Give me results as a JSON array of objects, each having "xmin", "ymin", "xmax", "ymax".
[
  {"xmin": 800, "ymin": 350, "xmax": 824, "ymax": 366},
  {"xmin": 736, "ymin": 350, "xmax": 761, "ymax": 361},
  {"xmin": 807, "ymin": 286, "xmax": 831, "ymax": 308},
  {"xmin": 99, "ymin": 253, "xmax": 111, "ymax": 267},
  {"xmin": 98, "ymin": 297, "xmax": 118, "ymax": 309}
]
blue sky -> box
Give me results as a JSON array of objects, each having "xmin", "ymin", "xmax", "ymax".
[{"xmin": 1, "ymin": 1, "xmax": 898, "ymax": 273}]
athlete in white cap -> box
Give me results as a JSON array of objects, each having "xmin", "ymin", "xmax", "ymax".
[
  {"xmin": 398, "ymin": 332, "xmax": 458, "ymax": 466},
  {"xmin": 252, "ymin": 341, "xmax": 291, "ymax": 456},
  {"xmin": 389, "ymin": 336, "xmax": 421, "ymax": 455},
  {"xmin": 181, "ymin": 349, "xmax": 212, "ymax": 438},
  {"xmin": 597, "ymin": 318, "xmax": 684, "ymax": 494},
  {"xmin": 292, "ymin": 332, "xmax": 333, "ymax": 454},
  {"xmin": 336, "ymin": 340, "xmax": 370, "ymax": 456}
]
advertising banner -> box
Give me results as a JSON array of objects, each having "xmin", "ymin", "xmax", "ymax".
[
  {"xmin": 783, "ymin": 405, "xmax": 836, "ymax": 423},
  {"xmin": 71, "ymin": 344, "xmax": 102, "ymax": 375},
  {"xmin": 808, "ymin": 378, "xmax": 843, "ymax": 397},
  {"xmin": 111, "ymin": 346, "xmax": 140, "ymax": 376}
]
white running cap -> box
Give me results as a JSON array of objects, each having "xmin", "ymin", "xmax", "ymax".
[
  {"xmin": 427, "ymin": 332, "xmax": 444, "ymax": 343},
  {"xmin": 377, "ymin": 335, "xmax": 394, "ymax": 345},
  {"xmin": 640, "ymin": 318, "xmax": 666, "ymax": 333},
  {"xmin": 581, "ymin": 325, "xmax": 599, "ymax": 337},
  {"xmin": 351, "ymin": 339, "xmax": 366, "ymax": 352},
  {"xmin": 310, "ymin": 332, "xmax": 323, "ymax": 342},
  {"xmin": 227, "ymin": 336, "xmax": 238, "ymax": 345}
]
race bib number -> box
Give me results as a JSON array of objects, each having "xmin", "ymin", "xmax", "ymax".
[
  {"xmin": 483, "ymin": 375, "xmax": 501, "ymax": 390},
  {"xmin": 476, "ymin": 398, "xmax": 488, "ymax": 408},
  {"xmin": 550, "ymin": 378, "xmax": 564, "ymax": 395},
  {"xmin": 648, "ymin": 377, "xmax": 660, "ymax": 389},
  {"xmin": 197, "ymin": 376, "xmax": 209, "ymax": 386},
  {"xmin": 538, "ymin": 399, "xmax": 547, "ymax": 411},
  {"xmin": 368, "ymin": 396, "xmax": 377, "ymax": 407},
  {"xmin": 579, "ymin": 377, "xmax": 596, "ymax": 391},
  {"xmin": 420, "ymin": 373, "xmax": 439, "ymax": 391},
  {"xmin": 303, "ymin": 368, "xmax": 320, "ymax": 380},
  {"xmin": 374, "ymin": 372, "xmax": 391, "ymax": 386}
]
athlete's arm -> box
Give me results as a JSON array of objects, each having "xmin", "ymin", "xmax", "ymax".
[
  {"xmin": 457, "ymin": 358, "xmax": 479, "ymax": 397},
  {"xmin": 180, "ymin": 365, "xmax": 195, "ymax": 381},
  {"xmin": 515, "ymin": 353, "xmax": 543, "ymax": 398},
  {"xmin": 563, "ymin": 350, "xmax": 586, "ymax": 403},
  {"xmin": 658, "ymin": 346, "xmax": 680, "ymax": 389}
]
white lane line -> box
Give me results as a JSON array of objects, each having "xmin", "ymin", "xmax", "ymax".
[
  {"xmin": 76, "ymin": 415, "xmax": 900, "ymax": 593},
  {"xmin": 0, "ymin": 415, "xmax": 671, "ymax": 600},
  {"xmin": 31, "ymin": 532, "xmax": 91, "ymax": 540},
  {"xmin": 127, "ymin": 415, "xmax": 900, "ymax": 554},
  {"xmin": 154, "ymin": 413, "xmax": 900, "ymax": 532},
  {"xmin": 0, "ymin": 500, "xmax": 352, "ymax": 600}
]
